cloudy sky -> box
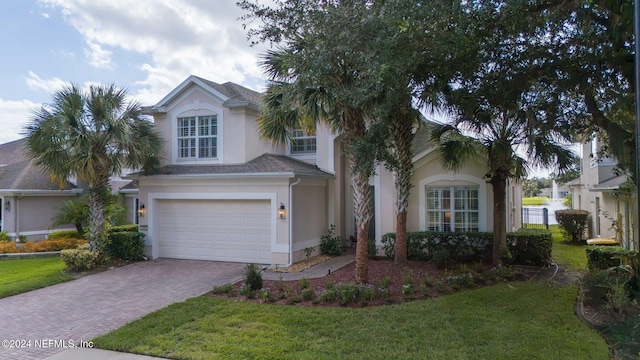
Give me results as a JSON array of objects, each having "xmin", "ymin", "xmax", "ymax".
[{"xmin": 0, "ymin": 0, "xmax": 267, "ymax": 143}]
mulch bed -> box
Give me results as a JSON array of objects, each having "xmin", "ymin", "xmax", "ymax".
[{"xmin": 208, "ymin": 257, "xmax": 529, "ymax": 307}]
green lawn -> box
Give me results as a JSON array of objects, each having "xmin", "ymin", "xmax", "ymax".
[
  {"xmin": 94, "ymin": 282, "xmax": 608, "ymax": 360},
  {"xmin": 522, "ymin": 197, "xmax": 550, "ymax": 206},
  {"xmin": 549, "ymin": 225, "xmax": 588, "ymax": 271},
  {"xmin": 0, "ymin": 257, "xmax": 73, "ymax": 299}
]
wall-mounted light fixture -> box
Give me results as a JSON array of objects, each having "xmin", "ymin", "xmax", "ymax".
[
  {"xmin": 4, "ymin": 200, "xmax": 10, "ymax": 212},
  {"xmin": 277, "ymin": 203, "xmax": 286, "ymax": 219},
  {"xmin": 137, "ymin": 204, "xmax": 146, "ymax": 217}
]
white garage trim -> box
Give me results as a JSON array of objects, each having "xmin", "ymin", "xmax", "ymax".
[{"xmin": 147, "ymin": 192, "xmax": 281, "ymax": 260}]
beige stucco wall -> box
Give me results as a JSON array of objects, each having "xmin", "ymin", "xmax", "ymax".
[
  {"xmin": 138, "ymin": 176, "xmax": 292, "ymax": 265},
  {"xmin": 291, "ymin": 179, "xmax": 328, "ymax": 263},
  {"xmin": 152, "ymin": 86, "xmax": 285, "ymax": 166},
  {"xmin": 0, "ymin": 194, "xmax": 78, "ymax": 240}
]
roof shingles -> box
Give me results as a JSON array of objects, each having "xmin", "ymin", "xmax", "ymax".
[{"xmin": 154, "ymin": 154, "xmax": 333, "ymax": 178}]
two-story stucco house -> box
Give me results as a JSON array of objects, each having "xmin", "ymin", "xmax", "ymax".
[
  {"xmin": 568, "ymin": 136, "xmax": 637, "ymax": 250},
  {"xmin": 132, "ymin": 75, "xmax": 522, "ymax": 266}
]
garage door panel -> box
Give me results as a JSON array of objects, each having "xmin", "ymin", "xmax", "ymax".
[{"xmin": 156, "ymin": 199, "xmax": 272, "ymax": 263}]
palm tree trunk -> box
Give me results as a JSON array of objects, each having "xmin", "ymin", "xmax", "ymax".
[
  {"xmin": 491, "ymin": 177, "xmax": 507, "ymax": 266},
  {"xmin": 87, "ymin": 186, "xmax": 107, "ymax": 251},
  {"xmin": 392, "ymin": 112, "xmax": 413, "ymax": 265},
  {"xmin": 351, "ymin": 157, "xmax": 373, "ymax": 284}
]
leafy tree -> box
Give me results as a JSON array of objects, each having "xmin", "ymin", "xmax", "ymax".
[
  {"xmin": 431, "ymin": 112, "xmax": 577, "ymax": 264},
  {"xmin": 24, "ymin": 84, "xmax": 163, "ymax": 250}
]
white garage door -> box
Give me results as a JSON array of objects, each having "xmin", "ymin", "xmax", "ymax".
[{"xmin": 156, "ymin": 199, "xmax": 272, "ymax": 263}]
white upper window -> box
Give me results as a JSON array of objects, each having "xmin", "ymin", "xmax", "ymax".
[
  {"xmin": 426, "ymin": 186, "xmax": 479, "ymax": 232},
  {"xmin": 177, "ymin": 115, "xmax": 217, "ymax": 159},
  {"xmin": 290, "ymin": 129, "xmax": 316, "ymax": 154}
]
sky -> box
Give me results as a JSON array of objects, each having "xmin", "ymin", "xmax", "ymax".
[
  {"xmin": 0, "ymin": 0, "xmax": 558, "ymax": 178},
  {"xmin": 0, "ymin": 0, "xmax": 267, "ymax": 144}
]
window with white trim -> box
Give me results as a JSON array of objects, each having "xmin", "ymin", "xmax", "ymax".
[
  {"xmin": 290, "ymin": 129, "xmax": 316, "ymax": 154},
  {"xmin": 177, "ymin": 115, "xmax": 217, "ymax": 159},
  {"xmin": 426, "ymin": 186, "xmax": 479, "ymax": 232}
]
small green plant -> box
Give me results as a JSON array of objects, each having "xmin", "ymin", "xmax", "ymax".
[
  {"xmin": 318, "ymin": 289, "xmax": 337, "ymax": 302},
  {"xmin": 17, "ymin": 234, "xmax": 27, "ymax": 243},
  {"xmin": 0, "ymin": 231, "xmax": 10, "ymax": 242},
  {"xmin": 335, "ymin": 284, "xmax": 358, "ymax": 306},
  {"xmin": 320, "ymin": 224, "xmax": 343, "ymax": 256},
  {"xmin": 359, "ymin": 284, "xmax": 375, "ymax": 301},
  {"xmin": 301, "ymin": 288, "xmax": 316, "ymax": 301},
  {"xmin": 241, "ymin": 284, "xmax": 256, "ymax": 298},
  {"xmin": 379, "ymin": 276, "xmax": 392, "ymax": 289},
  {"xmin": 304, "ymin": 247, "xmax": 314, "ymax": 260},
  {"xmin": 212, "ymin": 283, "xmax": 234, "ymax": 295},
  {"xmin": 258, "ymin": 288, "xmax": 271, "ymax": 301},
  {"xmin": 287, "ymin": 295, "xmax": 303, "ymax": 304},
  {"xmin": 325, "ymin": 280, "xmax": 336, "ymax": 290},
  {"xmin": 243, "ymin": 263, "xmax": 263, "ymax": 291},
  {"xmin": 299, "ymin": 277, "xmax": 310, "ymax": 289}
]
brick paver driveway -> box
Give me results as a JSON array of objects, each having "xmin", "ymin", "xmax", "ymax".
[{"xmin": 0, "ymin": 259, "xmax": 245, "ymax": 360}]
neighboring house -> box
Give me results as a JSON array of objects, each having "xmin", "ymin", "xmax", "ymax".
[
  {"xmin": 568, "ymin": 136, "xmax": 637, "ymax": 250},
  {"xmin": 132, "ymin": 75, "xmax": 522, "ymax": 265},
  {"xmin": 0, "ymin": 139, "xmax": 81, "ymax": 240}
]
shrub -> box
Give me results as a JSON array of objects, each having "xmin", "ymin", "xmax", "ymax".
[
  {"xmin": 0, "ymin": 231, "xmax": 10, "ymax": 242},
  {"xmin": 586, "ymin": 246, "xmax": 631, "ymax": 270},
  {"xmin": 506, "ymin": 229, "xmax": 553, "ymax": 265},
  {"xmin": 335, "ymin": 284, "xmax": 358, "ymax": 306},
  {"xmin": 243, "ymin": 263, "xmax": 263, "ymax": 291},
  {"xmin": 17, "ymin": 235, "xmax": 27, "ymax": 243},
  {"xmin": 105, "ymin": 232, "xmax": 145, "ymax": 260},
  {"xmin": 212, "ymin": 283, "xmax": 234, "ymax": 295},
  {"xmin": 298, "ymin": 277, "xmax": 310, "ymax": 289},
  {"xmin": 555, "ymin": 209, "xmax": 589, "ymax": 243},
  {"xmin": 381, "ymin": 231, "xmax": 492, "ymax": 261},
  {"xmin": 107, "ymin": 224, "xmax": 139, "ymax": 233},
  {"xmin": 301, "ymin": 288, "xmax": 315, "ymax": 301},
  {"xmin": 60, "ymin": 244, "xmax": 103, "ymax": 272},
  {"xmin": 368, "ymin": 238, "xmax": 377, "ymax": 257},
  {"xmin": 431, "ymin": 249, "xmax": 452, "ymax": 268},
  {"xmin": 0, "ymin": 242, "xmax": 18, "ymax": 254},
  {"xmin": 21, "ymin": 238, "xmax": 87, "ymax": 252},
  {"xmin": 48, "ymin": 230, "xmax": 84, "ymax": 240},
  {"xmin": 320, "ymin": 224, "xmax": 343, "ymax": 256}
]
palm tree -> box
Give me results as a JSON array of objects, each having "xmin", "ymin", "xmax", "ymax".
[
  {"xmin": 430, "ymin": 110, "xmax": 577, "ymax": 265},
  {"xmin": 24, "ymin": 84, "xmax": 163, "ymax": 250},
  {"xmin": 51, "ymin": 193, "xmax": 129, "ymax": 236}
]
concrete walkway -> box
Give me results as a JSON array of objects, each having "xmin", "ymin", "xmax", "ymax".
[
  {"xmin": 263, "ymin": 251, "xmax": 355, "ymax": 281},
  {"xmin": 0, "ymin": 259, "xmax": 245, "ymax": 360}
]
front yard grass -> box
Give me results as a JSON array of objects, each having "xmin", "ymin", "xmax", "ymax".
[
  {"xmin": 93, "ymin": 281, "xmax": 608, "ymax": 360},
  {"xmin": 0, "ymin": 257, "xmax": 73, "ymax": 299},
  {"xmin": 522, "ymin": 196, "xmax": 549, "ymax": 206},
  {"xmin": 550, "ymin": 225, "xmax": 587, "ymax": 271}
]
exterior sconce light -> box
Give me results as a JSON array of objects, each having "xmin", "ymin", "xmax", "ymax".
[
  {"xmin": 138, "ymin": 204, "xmax": 146, "ymax": 217},
  {"xmin": 4, "ymin": 200, "xmax": 9, "ymax": 212},
  {"xmin": 278, "ymin": 203, "xmax": 286, "ymax": 219}
]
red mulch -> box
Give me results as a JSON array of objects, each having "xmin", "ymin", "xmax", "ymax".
[{"xmin": 207, "ymin": 257, "xmax": 527, "ymax": 307}]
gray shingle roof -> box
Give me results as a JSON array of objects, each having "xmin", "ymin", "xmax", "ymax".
[
  {"xmin": 195, "ymin": 76, "xmax": 262, "ymax": 106},
  {"xmin": 0, "ymin": 160, "xmax": 76, "ymax": 190},
  {"xmin": 154, "ymin": 153, "xmax": 333, "ymax": 178},
  {"xmin": 0, "ymin": 138, "xmax": 27, "ymax": 166},
  {"xmin": 412, "ymin": 123, "xmax": 434, "ymax": 156}
]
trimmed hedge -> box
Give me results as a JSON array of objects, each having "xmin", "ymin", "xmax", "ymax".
[
  {"xmin": 0, "ymin": 242, "xmax": 18, "ymax": 254},
  {"xmin": 21, "ymin": 238, "xmax": 87, "ymax": 252},
  {"xmin": 105, "ymin": 231, "xmax": 146, "ymax": 260},
  {"xmin": 507, "ymin": 229, "xmax": 552, "ymax": 266},
  {"xmin": 585, "ymin": 246, "xmax": 632, "ymax": 270},
  {"xmin": 61, "ymin": 244, "xmax": 103, "ymax": 272},
  {"xmin": 107, "ymin": 224, "xmax": 139, "ymax": 233},
  {"xmin": 381, "ymin": 232, "xmax": 493, "ymax": 261},
  {"xmin": 48, "ymin": 230, "xmax": 85, "ymax": 240},
  {"xmin": 381, "ymin": 229, "xmax": 553, "ymax": 265},
  {"xmin": 555, "ymin": 209, "xmax": 589, "ymax": 243}
]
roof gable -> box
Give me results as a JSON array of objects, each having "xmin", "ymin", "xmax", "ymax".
[{"xmin": 148, "ymin": 75, "xmax": 261, "ymax": 112}]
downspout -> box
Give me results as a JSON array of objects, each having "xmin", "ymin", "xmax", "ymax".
[
  {"xmin": 14, "ymin": 193, "xmax": 24, "ymax": 241},
  {"xmin": 287, "ymin": 178, "xmax": 302, "ymax": 267}
]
